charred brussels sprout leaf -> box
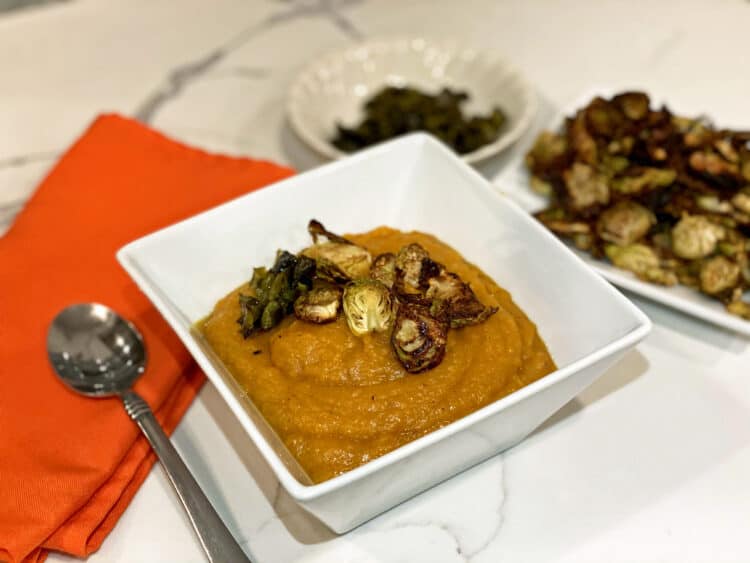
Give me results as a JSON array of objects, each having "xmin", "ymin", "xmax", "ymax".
[
  {"xmin": 293, "ymin": 255, "xmax": 317, "ymax": 287},
  {"xmin": 307, "ymin": 219, "xmax": 353, "ymax": 245},
  {"xmin": 237, "ymin": 294, "xmax": 264, "ymax": 338},
  {"xmin": 294, "ymin": 284, "xmax": 342, "ymax": 324},
  {"xmin": 301, "ymin": 220, "xmax": 372, "ymax": 282},
  {"xmin": 342, "ymin": 279, "xmax": 397, "ymax": 336},
  {"xmin": 391, "ymin": 303, "xmax": 448, "ymax": 373},
  {"xmin": 237, "ymin": 249, "xmax": 315, "ymax": 337},
  {"xmin": 330, "ymin": 86, "xmax": 506, "ymax": 155},
  {"xmin": 260, "ymin": 300, "xmax": 284, "ymax": 331},
  {"xmin": 250, "ymin": 267, "xmax": 268, "ymax": 291},
  {"xmin": 269, "ymin": 250, "xmax": 298, "ymax": 274},
  {"xmin": 426, "ymin": 272, "xmax": 498, "ymax": 328}
]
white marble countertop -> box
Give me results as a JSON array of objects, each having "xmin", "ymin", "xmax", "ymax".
[{"xmin": 3, "ymin": 1, "xmax": 750, "ymax": 561}]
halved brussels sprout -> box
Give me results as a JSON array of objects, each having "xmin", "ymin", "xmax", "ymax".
[
  {"xmin": 391, "ymin": 303, "xmax": 448, "ymax": 373},
  {"xmin": 301, "ymin": 220, "xmax": 372, "ymax": 282},
  {"xmin": 426, "ymin": 272, "xmax": 498, "ymax": 328},
  {"xmin": 597, "ymin": 201, "xmax": 655, "ymax": 246},
  {"xmin": 606, "ymin": 243, "xmax": 658, "ymax": 273},
  {"xmin": 370, "ymin": 252, "xmax": 397, "ymax": 289},
  {"xmin": 302, "ymin": 243, "xmax": 372, "ymax": 282},
  {"xmin": 525, "ymin": 131, "xmax": 568, "ymax": 173},
  {"xmin": 342, "ymin": 279, "xmax": 396, "ymax": 336},
  {"xmin": 563, "ymin": 162, "xmax": 609, "ymax": 210},
  {"xmin": 699, "ymin": 256, "xmax": 740, "ymax": 295},
  {"xmin": 605, "ymin": 244, "xmax": 677, "ymax": 286},
  {"xmin": 294, "ymin": 285, "xmax": 342, "ymax": 324},
  {"xmin": 393, "ymin": 243, "xmax": 441, "ymax": 300},
  {"xmin": 671, "ymin": 215, "xmax": 725, "ymax": 259}
]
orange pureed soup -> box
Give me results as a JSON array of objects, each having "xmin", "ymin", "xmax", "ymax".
[{"xmin": 199, "ymin": 227, "xmax": 555, "ymax": 483}]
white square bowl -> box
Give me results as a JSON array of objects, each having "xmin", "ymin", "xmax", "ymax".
[{"xmin": 117, "ymin": 133, "xmax": 651, "ymax": 533}]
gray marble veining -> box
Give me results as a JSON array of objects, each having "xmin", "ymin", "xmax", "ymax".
[{"xmin": 134, "ymin": 0, "xmax": 364, "ymax": 124}]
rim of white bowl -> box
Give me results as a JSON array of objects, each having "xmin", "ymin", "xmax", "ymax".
[{"xmin": 286, "ymin": 36, "xmax": 538, "ymax": 165}]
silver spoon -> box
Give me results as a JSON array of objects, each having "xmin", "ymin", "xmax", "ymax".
[{"xmin": 47, "ymin": 303, "xmax": 252, "ymax": 563}]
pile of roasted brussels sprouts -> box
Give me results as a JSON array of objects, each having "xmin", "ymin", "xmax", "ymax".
[
  {"xmin": 237, "ymin": 220, "xmax": 497, "ymax": 373},
  {"xmin": 526, "ymin": 91, "xmax": 750, "ymax": 320}
]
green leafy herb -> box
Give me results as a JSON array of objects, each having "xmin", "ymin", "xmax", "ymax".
[{"xmin": 331, "ymin": 86, "xmax": 506, "ymax": 155}]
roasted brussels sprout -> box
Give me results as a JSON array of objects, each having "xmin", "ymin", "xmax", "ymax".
[
  {"xmin": 525, "ymin": 131, "xmax": 568, "ymax": 174},
  {"xmin": 370, "ymin": 252, "xmax": 397, "ymax": 289},
  {"xmin": 605, "ymin": 244, "xmax": 677, "ymax": 286},
  {"xmin": 671, "ymin": 215, "xmax": 725, "ymax": 260},
  {"xmin": 597, "ymin": 201, "xmax": 655, "ymax": 246},
  {"xmin": 613, "ymin": 91, "xmax": 649, "ymax": 121},
  {"xmin": 689, "ymin": 151, "xmax": 743, "ymax": 185},
  {"xmin": 301, "ymin": 220, "xmax": 372, "ymax": 282},
  {"xmin": 605, "ymin": 243, "xmax": 658, "ymax": 273},
  {"xmin": 391, "ymin": 303, "xmax": 448, "ymax": 373},
  {"xmin": 699, "ymin": 256, "xmax": 740, "ymax": 295},
  {"xmin": 426, "ymin": 272, "xmax": 498, "ymax": 328},
  {"xmin": 611, "ymin": 168, "xmax": 676, "ymax": 195},
  {"xmin": 563, "ymin": 162, "xmax": 609, "ymax": 211},
  {"xmin": 393, "ymin": 243, "xmax": 441, "ymax": 300},
  {"xmin": 342, "ymin": 279, "xmax": 396, "ymax": 336},
  {"xmin": 302, "ymin": 243, "xmax": 373, "ymax": 282},
  {"xmin": 294, "ymin": 285, "xmax": 342, "ymax": 324}
]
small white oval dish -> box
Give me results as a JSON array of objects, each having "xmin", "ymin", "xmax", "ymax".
[{"xmin": 287, "ymin": 36, "xmax": 537, "ymax": 164}]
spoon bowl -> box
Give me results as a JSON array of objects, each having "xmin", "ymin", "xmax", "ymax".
[{"xmin": 47, "ymin": 303, "xmax": 145, "ymax": 396}]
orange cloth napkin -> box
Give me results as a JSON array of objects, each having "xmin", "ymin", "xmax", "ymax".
[{"xmin": 0, "ymin": 115, "xmax": 294, "ymax": 563}]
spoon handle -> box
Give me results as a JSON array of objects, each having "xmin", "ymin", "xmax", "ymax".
[{"xmin": 121, "ymin": 390, "xmax": 252, "ymax": 563}]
